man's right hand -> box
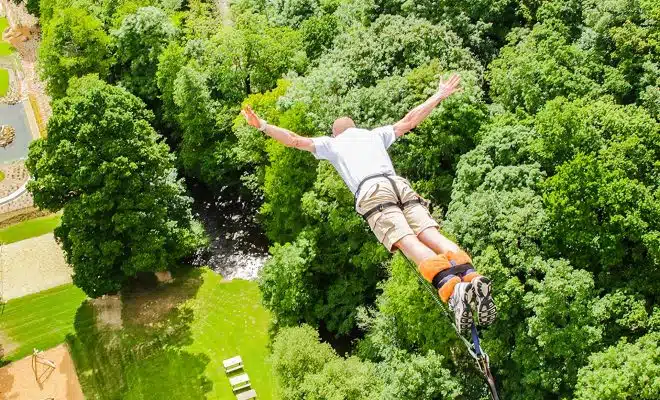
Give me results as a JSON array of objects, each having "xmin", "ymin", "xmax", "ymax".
[
  {"xmin": 241, "ymin": 105, "xmax": 262, "ymax": 129},
  {"xmin": 240, "ymin": 105, "xmax": 316, "ymax": 152}
]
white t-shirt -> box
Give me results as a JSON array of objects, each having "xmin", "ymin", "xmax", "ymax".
[{"xmin": 312, "ymin": 125, "xmax": 397, "ymax": 202}]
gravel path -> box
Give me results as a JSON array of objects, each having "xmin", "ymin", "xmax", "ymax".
[{"xmin": 1, "ymin": 233, "xmax": 71, "ymax": 301}]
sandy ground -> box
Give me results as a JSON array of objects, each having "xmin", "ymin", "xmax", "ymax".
[
  {"xmin": 0, "ymin": 344, "xmax": 84, "ymax": 400},
  {"xmin": 1, "ymin": 233, "xmax": 71, "ymax": 301}
]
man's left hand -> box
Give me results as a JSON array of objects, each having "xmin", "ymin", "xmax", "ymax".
[{"xmin": 437, "ymin": 74, "xmax": 462, "ymax": 99}]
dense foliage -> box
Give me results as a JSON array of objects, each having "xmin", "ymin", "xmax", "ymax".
[
  {"xmin": 31, "ymin": 0, "xmax": 660, "ymax": 398},
  {"xmin": 27, "ymin": 76, "xmax": 206, "ymax": 296}
]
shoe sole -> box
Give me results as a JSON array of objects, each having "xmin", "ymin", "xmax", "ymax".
[
  {"xmin": 473, "ymin": 277, "xmax": 497, "ymax": 326},
  {"xmin": 455, "ymin": 283, "xmax": 474, "ymax": 333}
]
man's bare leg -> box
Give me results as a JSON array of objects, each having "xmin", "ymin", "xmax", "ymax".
[
  {"xmin": 393, "ymin": 234, "xmax": 462, "ymax": 303},
  {"xmin": 394, "ymin": 234, "xmax": 436, "ymax": 265},
  {"xmin": 417, "ymin": 227, "xmax": 460, "ymax": 255},
  {"xmin": 394, "ymin": 232, "xmax": 474, "ymax": 331},
  {"xmin": 417, "ymin": 228, "xmax": 497, "ymax": 326}
]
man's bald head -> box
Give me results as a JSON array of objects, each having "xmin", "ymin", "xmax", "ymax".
[{"xmin": 332, "ymin": 117, "xmax": 356, "ymax": 137}]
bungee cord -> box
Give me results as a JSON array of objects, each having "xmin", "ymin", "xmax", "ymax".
[{"xmin": 401, "ymin": 253, "xmax": 500, "ymax": 400}]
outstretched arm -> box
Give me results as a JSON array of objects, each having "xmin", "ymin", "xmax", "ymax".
[
  {"xmin": 393, "ymin": 74, "xmax": 462, "ymax": 137},
  {"xmin": 241, "ymin": 106, "xmax": 315, "ymax": 152}
]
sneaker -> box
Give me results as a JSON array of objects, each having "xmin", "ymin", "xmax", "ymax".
[
  {"xmin": 448, "ymin": 282, "xmax": 474, "ymax": 333},
  {"xmin": 471, "ymin": 276, "xmax": 497, "ymax": 326}
]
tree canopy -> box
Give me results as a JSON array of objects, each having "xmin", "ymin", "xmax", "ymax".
[
  {"xmin": 38, "ymin": 7, "xmax": 113, "ymax": 99},
  {"xmin": 27, "ymin": 75, "xmax": 206, "ymax": 296},
  {"xmin": 32, "ymin": 0, "xmax": 660, "ymax": 398}
]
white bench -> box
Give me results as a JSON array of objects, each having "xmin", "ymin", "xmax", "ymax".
[
  {"xmin": 229, "ymin": 373, "xmax": 251, "ymax": 392},
  {"xmin": 223, "ymin": 356, "xmax": 244, "ymax": 374},
  {"xmin": 236, "ymin": 389, "xmax": 257, "ymax": 400}
]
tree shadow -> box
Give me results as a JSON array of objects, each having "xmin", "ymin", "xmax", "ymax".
[{"xmin": 66, "ymin": 269, "xmax": 212, "ymax": 399}]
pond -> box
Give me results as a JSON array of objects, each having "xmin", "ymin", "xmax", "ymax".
[{"xmin": 0, "ymin": 102, "xmax": 32, "ymax": 163}]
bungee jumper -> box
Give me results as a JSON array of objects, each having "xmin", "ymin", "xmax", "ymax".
[{"xmin": 242, "ymin": 73, "xmax": 496, "ymax": 333}]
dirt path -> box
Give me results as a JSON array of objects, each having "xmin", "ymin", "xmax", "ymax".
[
  {"xmin": 216, "ymin": 0, "xmax": 232, "ymax": 26},
  {"xmin": 0, "ymin": 344, "xmax": 84, "ymax": 400}
]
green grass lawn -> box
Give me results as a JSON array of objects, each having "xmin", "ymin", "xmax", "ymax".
[
  {"xmin": 0, "ymin": 69, "xmax": 8, "ymax": 97},
  {"xmin": 0, "ymin": 213, "xmax": 62, "ymax": 244},
  {"xmin": 0, "ymin": 284, "xmax": 87, "ymax": 362},
  {"xmin": 0, "ymin": 18, "xmax": 13, "ymax": 56},
  {"xmin": 66, "ymin": 268, "xmax": 277, "ymax": 399}
]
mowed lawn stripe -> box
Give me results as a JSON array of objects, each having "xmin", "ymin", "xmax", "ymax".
[
  {"xmin": 0, "ymin": 214, "xmax": 62, "ymax": 244},
  {"xmin": 0, "ymin": 283, "xmax": 86, "ymax": 361},
  {"xmin": 0, "ymin": 283, "xmax": 74, "ymax": 317}
]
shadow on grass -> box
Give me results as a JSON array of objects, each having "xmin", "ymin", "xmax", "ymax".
[{"xmin": 66, "ymin": 269, "xmax": 212, "ymax": 400}]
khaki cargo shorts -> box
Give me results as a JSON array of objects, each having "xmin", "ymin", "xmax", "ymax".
[{"xmin": 356, "ymin": 176, "xmax": 439, "ymax": 252}]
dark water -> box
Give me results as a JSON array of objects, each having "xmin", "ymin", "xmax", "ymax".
[{"xmin": 188, "ymin": 180, "xmax": 269, "ymax": 280}]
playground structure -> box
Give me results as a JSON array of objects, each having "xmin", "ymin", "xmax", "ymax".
[
  {"xmin": 0, "ymin": 344, "xmax": 84, "ymax": 399},
  {"xmin": 32, "ymin": 348, "xmax": 56, "ymax": 385}
]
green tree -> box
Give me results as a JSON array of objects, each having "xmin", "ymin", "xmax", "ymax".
[
  {"xmin": 156, "ymin": 15, "xmax": 307, "ymax": 188},
  {"xmin": 26, "ymin": 0, "xmax": 40, "ymax": 16},
  {"xmin": 271, "ymin": 325, "xmax": 338, "ymax": 399},
  {"xmin": 26, "ymin": 75, "xmax": 206, "ymax": 297},
  {"xmin": 581, "ymin": 0, "xmax": 660, "ymax": 105},
  {"xmin": 300, "ymin": 13, "xmax": 338, "ymax": 60},
  {"xmin": 299, "ymin": 357, "xmax": 383, "ymax": 400},
  {"xmin": 272, "ymin": 0, "xmax": 321, "ymax": 28},
  {"xmin": 358, "ymin": 255, "xmax": 457, "ymax": 359},
  {"xmin": 488, "ymin": 21, "xmax": 602, "ymax": 113},
  {"xmin": 259, "ymin": 234, "xmax": 321, "ymax": 328},
  {"xmin": 39, "ymin": 7, "xmax": 113, "ymax": 98},
  {"xmin": 113, "ymin": 6, "xmax": 177, "ymax": 103},
  {"xmin": 512, "ymin": 259, "xmax": 603, "ymax": 399},
  {"xmin": 379, "ymin": 351, "xmax": 462, "ymax": 400},
  {"xmin": 575, "ymin": 333, "xmax": 660, "ymax": 400},
  {"xmin": 540, "ymin": 98, "xmax": 660, "ymax": 295}
]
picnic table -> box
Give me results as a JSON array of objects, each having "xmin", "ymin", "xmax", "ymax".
[
  {"xmin": 229, "ymin": 373, "xmax": 251, "ymax": 392},
  {"xmin": 236, "ymin": 389, "xmax": 257, "ymax": 400},
  {"xmin": 223, "ymin": 355, "xmax": 244, "ymax": 374}
]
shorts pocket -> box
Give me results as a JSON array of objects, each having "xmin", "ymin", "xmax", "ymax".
[{"xmin": 357, "ymin": 183, "xmax": 381, "ymax": 214}]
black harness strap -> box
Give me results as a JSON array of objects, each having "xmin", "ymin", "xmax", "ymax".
[
  {"xmin": 356, "ymin": 173, "xmax": 430, "ymax": 220},
  {"xmin": 361, "ymin": 201, "xmax": 400, "ymax": 220},
  {"xmin": 431, "ymin": 263, "xmax": 473, "ymax": 289}
]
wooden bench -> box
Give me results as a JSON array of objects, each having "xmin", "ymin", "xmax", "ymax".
[
  {"xmin": 236, "ymin": 389, "xmax": 257, "ymax": 400},
  {"xmin": 223, "ymin": 355, "xmax": 244, "ymax": 374},
  {"xmin": 229, "ymin": 373, "xmax": 251, "ymax": 392}
]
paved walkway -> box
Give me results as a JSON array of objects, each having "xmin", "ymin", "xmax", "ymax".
[{"xmin": 1, "ymin": 233, "xmax": 71, "ymax": 301}]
